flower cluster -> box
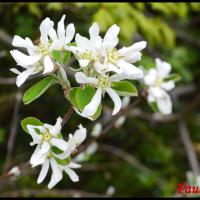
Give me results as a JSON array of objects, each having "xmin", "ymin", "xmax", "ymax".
[
  {"xmin": 143, "ymin": 58, "xmax": 179, "ymax": 115},
  {"xmin": 27, "ymin": 117, "xmax": 86, "ymax": 189},
  {"xmin": 9, "ymin": 14, "xmax": 180, "ymax": 189}
]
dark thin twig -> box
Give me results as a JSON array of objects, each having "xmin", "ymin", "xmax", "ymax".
[
  {"xmin": 61, "ymin": 106, "xmax": 74, "ymax": 127},
  {"xmin": 4, "ymin": 90, "xmax": 22, "ymax": 172},
  {"xmin": 178, "ymin": 121, "xmax": 200, "ymax": 176}
]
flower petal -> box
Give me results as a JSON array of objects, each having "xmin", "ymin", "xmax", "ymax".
[
  {"xmin": 43, "ymin": 55, "xmax": 54, "ymax": 74},
  {"xmin": 73, "ymin": 124, "xmax": 87, "ymax": 145},
  {"xmin": 57, "ymin": 15, "xmax": 66, "ymax": 42},
  {"xmin": 161, "ymin": 81, "xmax": 175, "ymax": 91},
  {"xmin": 12, "ymin": 35, "xmax": 36, "ymax": 50},
  {"xmin": 75, "ymin": 72, "xmax": 98, "ymax": 85},
  {"xmin": 123, "ymin": 52, "xmax": 142, "ymax": 63},
  {"xmin": 104, "ymin": 24, "xmax": 120, "ymax": 42},
  {"xmin": 89, "ymin": 22, "xmax": 100, "ymax": 39},
  {"xmin": 157, "ymin": 92, "xmax": 172, "ymax": 115},
  {"xmin": 79, "ymin": 59, "xmax": 90, "ymax": 68},
  {"xmin": 65, "ymin": 23, "xmax": 75, "ymax": 44},
  {"xmin": 48, "ymin": 117, "xmax": 62, "ymax": 136},
  {"xmin": 156, "ymin": 58, "xmax": 171, "ymax": 79},
  {"xmin": 50, "ymin": 138, "xmax": 68, "ymax": 152},
  {"xmin": 27, "ymin": 125, "xmax": 42, "ymax": 144},
  {"xmin": 39, "ymin": 141, "xmax": 51, "ymax": 155},
  {"xmin": 63, "ymin": 166, "xmax": 79, "ymax": 182},
  {"xmin": 68, "ymin": 162, "xmax": 81, "ymax": 169},
  {"xmin": 48, "ymin": 158, "xmax": 63, "ymax": 189},
  {"xmin": 37, "ymin": 160, "xmax": 50, "ymax": 184},
  {"xmin": 10, "ymin": 68, "xmax": 21, "ymax": 75},
  {"xmin": 75, "ymin": 34, "xmax": 94, "ymax": 51},
  {"xmin": 16, "ymin": 67, "xmax": 37, "ymax": 87},
  {"xmin": 118, "ymin": 41, "xmax": 147, "ymax": 56},
  {"xmin": 10, "ymin": 50, "xmax": 41, "ymax": 66},
  {"xmin": 82, "ymin": 88, "xmax": 102, "ymax": 117},
  {"xmin": 40, "ymin": 17, "xmax": 54, "ymax": 45},
  {"xmin": 106, "ymin": 88, "xmax": 122, "ymax": 115}
]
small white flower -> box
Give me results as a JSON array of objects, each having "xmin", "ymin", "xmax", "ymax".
[
  {"xmin": 75, "ymin": 72, "xmax": 125, "ymax": 118},
  {"xmin": 8, "ymin": 166, "xmax": 21, "ymax": 177},
  {"xmin": 91, "ymin": 123, "xmax": 102, "ymax": 138},
  {"xmin": 27, "ymin": 117, "xmax": 68, "ymax": 167},
  {"xmin": 144, "ymin": 58, "xmax": 175, "ymax": 115},
  {"xmin": 68, "ymin": 22, "xmax": 145, "ymax": 79},
  {"xmin": 10, "ymin": 15, "xmax": 75, "ymax": 87}
]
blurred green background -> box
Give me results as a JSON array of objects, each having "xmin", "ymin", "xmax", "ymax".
[{"xmin": 0, "ymin": 2, "xmax": 200, "ymax": 197}]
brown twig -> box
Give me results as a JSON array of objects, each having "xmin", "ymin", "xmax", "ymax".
[
  {"xmin": 4, "ymin": 90, "xmax": 22, "ymax": 172},
  {"xmin": 61, "ymin": 106, "xmax": 75, "ymax": 127},
  {"xmin": 178, "ymin": 121, "xmax": 200, "ymax": 176}
]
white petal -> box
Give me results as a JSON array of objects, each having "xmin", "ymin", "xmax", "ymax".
[
  {"xmin": 48, "ymin": 28, "xmax": 58, "ymax": 42},
  {"xmin": 40, "ymin": 17, "xmax": 54, "ymax": 45},
  {"xmin": 107, "ymin": 63, "xmax": 123, "ymax": 73},
  {"xmin": 10, "ymin": 50, "xmax": 41, "ymax": 66},
  {"xmin": 49, "ymin": 40, "xmax": 62, "ymax": 51},
  {"xmin": 50, "ymin": 138, "xmax": 68, "ymax": 152},
  {"xmin": 89, "ymin": 22, "xmax": 100, "ymax": 39},
  {"xmin": 75, "ymin": 34, "xmax": 94, "ymax": 50},
  {"xmin": 16, "ymin": 67, "xmax": 37, "ymax": 87},
  {"xmin": 161, "ymin": 81, "xmax": 175, "ymax": 91},
  {"xmin": 12, "ymin": 35, "xmax": 36, "ymax": 50},
  {"xmin": 65, "ymin": 23, "xmax": 75, "ymax": 44},
  {"xmin": 75, "ymin": 72, "xmax": 98, "ymax": 85},
  {"xmin": 144, "ymin": 69, "xmax": 157, "ymax": 86},
  {"xmin": 74, "ymin": 108, "xmax": 95, "ymax": 121},
  {"xmin": 123, "ymin": 52, "xmax": 142, "ymax": 63},
  {"xmin": 79, "ymin": 59, "xmax": 90, "ymax": 68},
  {"xmin": 94, "ymin": 62, "xmax": 107, "ymax": 74},
  {"xmin": 73, "ymin": 124, "xmax": 87, "ymax": 145},
  {"xmin": 57, "ymin": 15, "xmax": 66, "ymax": 41},
  {"xmin": 43, "ymin": 55, "xmax": 54, "ymax": 74},
  {"xmin": 157, "ymin": 92, "xmax": 172, "ymax": 115},
  {"xmin": 49, "ymin": 117, "xmax": 62, "ymax": 136},
  {"xmin": 82, "ymin": 88, "xmax": 102, "ymax": 117},
  {"xmin": 104, "ymin": 24, "xmax": 120, "ymax": 43},
  {"xmin": 27, "ymin": 125, "xmax": 42, "ymax": 144},
  {"xmin": 39, "ymin": 141, "xmax": 50, "ymax": 155},
  {"xmin": 118, "ymin": 41, "xmax": 147, "ymax": 56},
  {"xmin": 156, "ymin": 58, "xmax": 171, "ymax": 79},
  {"xmin": 68, "ymin": 162, "xmax": 81, "ymax": 169},
  {"xmin": 149, "ymin": 87, "xmax": 166, "ymax": 98},
  {"xmin": 37, "ymin": 160, "xmax": 50, "ymax": 184},
  {"xmin": 10, "ymin": 68, "xmax": 21, "ymax": 75},
  {"xmin": 63, "ymin": 166, "xmax": 79, "ymax": 182},
  {"xmin": 106, "ymin": 88, "xmax": 122, "ymax": 115},
  {"xmin": 48, "ymin": 158, "xmax": 63, "ymax": 189}
]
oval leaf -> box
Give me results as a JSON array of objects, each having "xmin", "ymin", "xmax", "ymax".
[
  {"xmin": 21, "ymin": 117, "xmax": 43, "ymax": 134},
  {"xmin": 23, "ymin": 76, "xmax": 56, "ymax": 105},
  {"xmin": 111, "ymin": 81, "xmax": 138, "ymax": 96}
]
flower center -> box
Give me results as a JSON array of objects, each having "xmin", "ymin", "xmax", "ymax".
[
  {"xmin": 155, "ymin": 79, "xmax": 163, "ymax": 87},
  {"xmin": 107, "ymin": 48, "xmax": 118, "ymax": 65},
  {"xmin": 42, "ymin": 132, "xmax": 52, "ymax": 141},
  {"xmin": 38, "ymin": 43, "xmax": 50, "ymax": 56},
  {"xmin": 98, "ymin": 76, "xmax": 111, "ymax": 90}
]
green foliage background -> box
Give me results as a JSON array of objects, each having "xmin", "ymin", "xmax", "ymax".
[{"xmin": 0, "ymin": 2, "xmax": 200, "ymax": 197}]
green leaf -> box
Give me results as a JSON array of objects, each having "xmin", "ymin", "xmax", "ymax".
[
  {"xmin": 69, "ymin": 86, "xmax": 102, "ymax": 120},
  {"xmin": 23, "ymin": 76, "xmax": 56, "ymax": 105},
  {"xmin": 149, "ymin": 101, "xmax": 159, "ymax": 113},
  {"xmin": 163, "ymin": 74, "xmax": 181, "ymax": 82},
  {"xmin": 76, "ymin": 85, "xmax": 97, "ymax": 111},
  {"xmin": 52, "ymin": 50, "xmax": 71, "ymax": 64},
  {"xmin": 111, "ymin": 81, "xmax": 138, "ymax": 96},
  {"xmin": 21, "ymin": 117, "xmax": 43, "ymax": 134},
  {"xmin": 55, "ymin": 156, "xmax": 71, "ymax": 166}
]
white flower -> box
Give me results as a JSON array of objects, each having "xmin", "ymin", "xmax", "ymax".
[
  {"xmin": 53, "ymin": 124, "xmax": 87, "ymax": 160},
  {"xmin": 68, "ymin": 22, "xmax": 145, "ymax": 79},
  {"xmin": 37, "ymin": 156, "xmax": 81, "ymax": 189},
  {"xmin": 8, "ymin": 166, "xmax": 21, "ymax": 177},
  {"xmin": 144, "ymin": 58, "xmax": 175, "ymax": 115},
  {"xmin": 10, "ymin": 15, "xmax": 75, "ymax": 87},
  {"xmin": 74, "ymin": 72, "xmax": 125, "ymax": 118},
  {"xmin": 27, "ymin": 117, "xmax": 68, "ymax": 167},
  {"xmin": 91, "ymin": 123, "xmax": 102, "ymax": 138}
]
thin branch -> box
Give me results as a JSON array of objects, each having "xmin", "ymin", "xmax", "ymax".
[
  {"xmin": 61, "ymin": 106, "xmax": 74, "ymax": 127},
  {"xmin": 178, "ymin": 121, "xmax": 200, "ymax": 176},
  {"xmin": 3, "ymin": 90, "xmax": 22, "ymax": 172}
]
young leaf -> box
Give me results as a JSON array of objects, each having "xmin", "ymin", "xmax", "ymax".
[
  {"xmin": 69, "ymin": 87, "xmax": 80, "ymax": 108},
  {"xmin": 163, "ymin": 73, "xmax": 181, "ymax": 82},
  {"xmin": 149, "ymin": 101, "xmax": 160, "ymax": 113},
  {"xmin": 111, "ymin": 81, "xmax": 138, "ymax": 96},
  {"xmin": 21, "ymin": 117, "xmax": 43, "ymax": 134},
  {"xmin": 52, "ymin": 50, "xmax": 71, "ymax": 64},
  {"xmin": 23, "ymin": 76, "xmax": 56, "ymax": 105}
]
